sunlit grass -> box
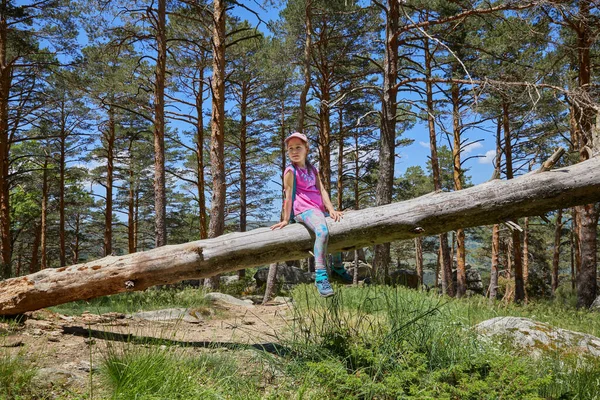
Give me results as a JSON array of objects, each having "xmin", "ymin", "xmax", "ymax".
[{"xmin": 50, "ymin": 286, "xmax": 211, "ymax": 316}]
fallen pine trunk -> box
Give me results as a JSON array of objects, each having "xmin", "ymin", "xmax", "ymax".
[{"xmin": 1, "ymin": 157, "xmax": 600, "ymax": 315}]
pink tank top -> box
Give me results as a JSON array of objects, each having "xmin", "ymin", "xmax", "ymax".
[{"xmin": 285, "ymin": 165, "xmax": 325, "ymax": 216}]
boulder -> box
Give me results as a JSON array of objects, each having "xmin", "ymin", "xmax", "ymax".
[
  {"xmin": 389, "ymin": 269, "xmax": 419, "ymax": 289},
  {"xmin": 475, "ymin": 316, "xmax": 600, "ymax": 358},
  {"xmin": 205, "ymin": 292, "xmax": 255, "ymax": 308},
  {"xmin": 253, "ymin": 265, "xmax": 312, "ymax": 287},
  {"xmin": 465, "ymin": 268, "xmax": 484, "ymax": 293}
]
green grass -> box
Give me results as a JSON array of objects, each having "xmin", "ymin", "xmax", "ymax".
[
  {"xmin": 50, "ymin": 287, "xmax": 211, "ymax": 316},
  {"xmin": 0, "ymin": 350, "xmax": 38, "ymax": 400},
  {"xmin": 4, "ymin": 284, "xmax": 600, "ymax": 399},
  {"xmin": 274, "ymin": 284, "xmax": 600, "ymax": 399},
  {"xmin": 100, "ymin": 342, "xmax": 264, "ymax": 399}
]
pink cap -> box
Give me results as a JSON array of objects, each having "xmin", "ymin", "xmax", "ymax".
[{"xmin": 284, "ymin": 132, "xmax": 308, "ymax": 144}]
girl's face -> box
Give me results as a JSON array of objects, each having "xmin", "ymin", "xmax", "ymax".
[{"xmin": 287, "ymin": 138, "xmax": 308, "ymax": 164}]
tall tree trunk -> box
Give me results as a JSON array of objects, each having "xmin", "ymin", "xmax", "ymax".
[
  {"xmin": 415, "ymin": 237, "xmax": 423, "ymax": 289},
  {"xmin": 551, "ymin": 209, "xmax": 563, "ymax": 295},
  {"xmin": 318, "ymin": 80, "xmax": 331, "ymax": 192},
  {"xmin": 425, "ymin": 34, "xmax": 453, "ymax": 296},
  {"xmin": 573, "ymin": 0, "xmax": 598, "ymax": 308},
  {"xmin": 59, "ymin": 102, "xmax": 66, "ymax": 267},
  {"xmin": 373, "ymin": 0, "xmax": 399, "ymax": 283},
  {"xmin": 238, "ymin": 84, "xmax": 248, "ymax": 279},
  {"xmin": 570, "ymin": 220, "xmax": 576, "ymax": 291},
  {"xmin": 104, "ymin": 107, "xmax": 115, "ymax": 257},
  {"xmin": 262, "ymin": 262, "xmax": 278, "ymax": 304},
  {"xmin": 489, "ymin": 116, "xmax": 502, "ymax": 300},
  {"xmin": 153, "ymin": 0, "xmax": 168, "ymax": 248},
  {"xmin": 196, "ymin": 66, "xmax": 208, "ymax": 240},
  {"xmin": 0, "ymin": 5, "xmax": 11, "ymax": 277},
  {"xmin": 205, "ymin": 0, "xmax": 227, "ymax": 290},
  {"xmin": 451, "ymin": 79, "xmax": 466, "ymax": 297},
  {"xmin": 72, "ymin": 214, "xmax": 80, "ymax": 264},
  {"xmin": 337, "ymin": 109, "xmax": 344, "ymax": 210},
  {"xmin": 489, "ymin": 224, "xmax": 500, "ymax": 300},
  {"xmin": 298, "ymin": 0, "xmax": 312, "ymax": 132},
  {"xmin": 522, "ymin": 216, "xmax": 529, "ymax": 300},
  {"xmin": 40, "ymin": 158, "xmax": 49, "ymax": 270},
  {"xmin": 503, "ymin": 101, "xmax": 525, "ymax": 302},
  {"xmin": 29, "ymin": 224, "xmax": 41, "ymax": 274},
  {"xmin": 128, "ymin": 152, "xmax": 136, "ymax": 254}
]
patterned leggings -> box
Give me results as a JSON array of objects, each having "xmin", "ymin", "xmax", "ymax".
[{"xmin": 296, "ymin": 209, "xmax": 329, "ymax": 270}]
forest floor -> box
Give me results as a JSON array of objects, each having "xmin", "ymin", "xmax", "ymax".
[{"xmin": 0, "ymin": 299, "xmax": 294, "ymax": 398}]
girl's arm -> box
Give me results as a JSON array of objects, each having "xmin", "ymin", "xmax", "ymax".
[
  {"xmin": 270, "ymin": 170, "xmax": 294, "ymax": 230},
  {"xmin": 316, "ymin": 173, "xmax": 343, "ymax": 222}
]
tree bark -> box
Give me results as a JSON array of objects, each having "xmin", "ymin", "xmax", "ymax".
[
  {"xmin": 29, "ymin": 224, "xmax": 41, "ymax": 274},
  {"xmin": 337, "ymin": 109, "xmax": 344, "ymax": 210},
  {"xmin": 104, "ymin": 107, "xmax": 115, "ymax": 257},
  {"xmin": 238, "ymin": 83, "xmax": 247, "ymax": 279},
  {"xmin": 425, "ymin": 33, "xmax": 453, "ymax": 296},
  {"xmin": 40, "ymin": 158, "xmax": 49, "ymax": 270},
  {"xmin": 196, "ymin": 65, "xmax": 208, "ymax": 240},
  {"xmin": 262, "ymin": 262, "xmax": 278, "ymax": 304},
  {"xmin": 59, "ymin": 101, "xmax": 66, "ymax": 267},
  {"xmin": 373, "ymin": 0, "xmax": 399, "ymax": 283},
  {"xmin": 489, "ymin": 224, "xmax": 500, "ymax": 300},
  {"xmin": 551, "ymin": 209, "xmax": 563, "ymax": 295},
  {"xmin": 415, "ymin": 237, "xmax": 423, "ymax": 289},
  {"xmin": 522, "ymin": 216, "xmax": 529, "ymax": 300},
  {"xmin": 0, "ymin": 6, "xmax": 11, "ymax": 277},
  {"xmin": 451, "ymin": 79, "xmax": 466, "ymax": 297},
  {"xmin": 128, "ymin": 154, "xmax": 136, "ymax": 254},
  {"xmin": 489, "ymin": 116, "xmax": 503, "ymax": 300},
  {"xmin": 503, "ymin": 101, "xmax": 525, "ymax": 302},
  {"xmin": 2, "ymin": 157, "xmax": 600, "ymax": 315},
  {"xmin": 153, "ymin": 0, "xmax": 168, "ymax": 248},
  {"xmin": 204, "ymin": 0, "xmax": 227, "ymax": 290}
]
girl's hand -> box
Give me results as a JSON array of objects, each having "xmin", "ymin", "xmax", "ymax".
[
  {"xmin": 329, "ymin": 210, "xmax": 343, "ymax": 222},
  {"xmin": 270, "ymin": 220, "xmax": 289, "ymax": 230}
]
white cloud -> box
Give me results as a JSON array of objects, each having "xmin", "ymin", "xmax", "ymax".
[
  {"xmin": 418, "ymin": 141, "xmax": 429, "ymax": 148},
  {"xmin": 478, "ymin": 150, "xmax": 496, "ymax": 164},
  {"xmin": 462, "ymin": 142, "xmax": 483, "ymax": 154}
]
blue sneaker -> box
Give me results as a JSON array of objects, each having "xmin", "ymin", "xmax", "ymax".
[
  {"xmin": 315, "ymin": 278, "xmax": 334, "ymax": 297},
  {"xmin": 331, "ymin": 267, "xmax": 353, "ymax": 284}
]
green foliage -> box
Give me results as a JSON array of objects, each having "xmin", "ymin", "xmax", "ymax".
[
  {"xmin": 277, "ymin": 284, "xmax": 600, "ymax": 399},
  {"xmin": 0, "ymin": 350, "xmax": 38, "ymax": 400},
  {"xmin": 50, "ymin": 287, "xmax": 211, "ymax": 316},
  {"xmin": 101, "ymin": 344, "xmax": 261, "ymax": 400}
]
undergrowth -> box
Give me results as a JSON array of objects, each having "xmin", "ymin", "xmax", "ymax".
[{"xmin": 50, "ymin": 286, "xmax": 211, "ymax": 316}]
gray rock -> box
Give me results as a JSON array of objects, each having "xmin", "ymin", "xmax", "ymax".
[
  {"xmin": 31, "ymin": 367, "xmax": 85, "ymax": 390},
  {"xmin": 590, "ymin": 295, "xmax": 600, "ymax": 311},
  {"xmin": 205, "ymin": 292, "xmax": 255, "ymax": 308},
  {"xmin": 130, "ymin": 308, "xmax": 204, "ymax": 323},
  {"xmin": 253, "ymin": 265, "xmax": 312, "ymax": 287},
  {"xmin": 475, "ymin": 316, "xmax": 600, "ymax": 357},
  {"xmin": 220, "ymin": 275, "xmax": 240, "ymax": 285}
]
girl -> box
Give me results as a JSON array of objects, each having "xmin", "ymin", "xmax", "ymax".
[{"xmin": 271, "ymin": 132, "xmax": 351, "ymax": 297}]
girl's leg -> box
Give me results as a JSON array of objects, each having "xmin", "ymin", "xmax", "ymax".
[{"xmin": 296, "ymin": 209, "xmax": 329, "ymax": 269}]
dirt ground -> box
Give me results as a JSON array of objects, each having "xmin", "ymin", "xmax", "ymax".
[{"xmin": 0, "ymin": 298, "xmax": 295, "ymax": 397}]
